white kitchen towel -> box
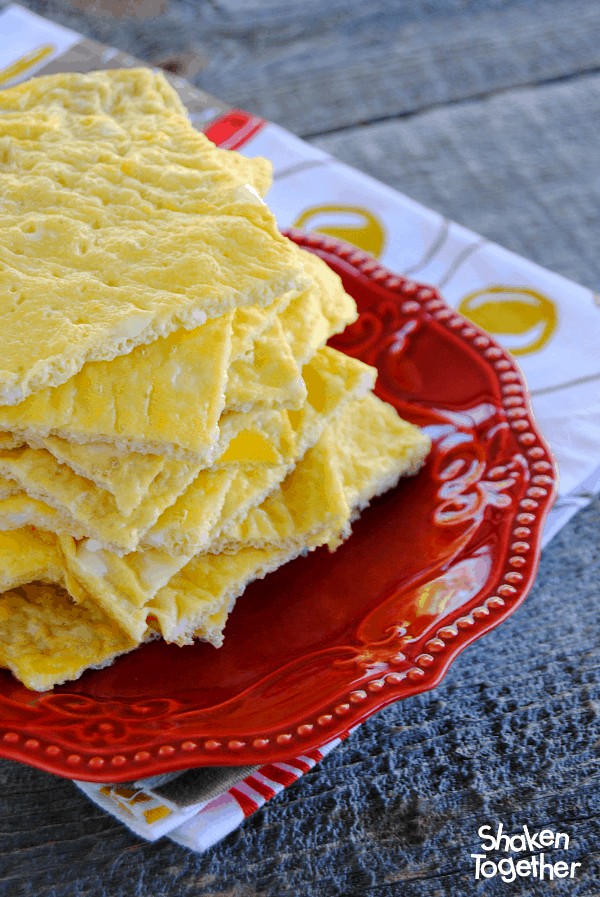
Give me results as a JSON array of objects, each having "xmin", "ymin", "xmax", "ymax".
[{"xmin": 76, "ymin": 735, "xmax": 348, "ymax": 849}]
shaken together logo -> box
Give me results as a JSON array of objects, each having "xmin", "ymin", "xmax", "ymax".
[{"xmin": 472, "ymin": 824, "xmax": 581, "ymax": 884}]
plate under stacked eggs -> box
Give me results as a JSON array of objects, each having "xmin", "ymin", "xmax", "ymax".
[{"xmin": 0, "ymin": 68, "xmax": 430, "ymax": 691}]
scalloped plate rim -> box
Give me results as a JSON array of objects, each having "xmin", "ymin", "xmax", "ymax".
[{"xmin": 0, "ymin": 230, "xmax": 558, "ymax": 781}]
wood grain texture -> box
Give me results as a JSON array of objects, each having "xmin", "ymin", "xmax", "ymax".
[
  {"xmin": 314, "ymin": 72, "xmax": 600, "ymax": 290},
  {"xmin": 0, "ymin": 2, "xmax": 599, "ymax": 895},
  {"xmin": 5, "ymin": 0, "xmax": 600, "ymax": 136}
]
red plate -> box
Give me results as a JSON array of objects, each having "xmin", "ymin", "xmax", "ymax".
[{"xmin": 0, "ymin": 231, "xmax": 556, "ymax": 782}]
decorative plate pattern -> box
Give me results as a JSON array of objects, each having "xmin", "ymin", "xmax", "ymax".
[{"xmin": 0, "ymin": 232, "xmax": 557, "ymax": 782}]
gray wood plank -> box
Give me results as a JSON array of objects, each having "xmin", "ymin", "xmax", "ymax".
[
  {"xmin": 7, "ymin": 0, "xmax": 600, "ymax": 136},
  {"xmin": 314, "ymin": 72, "xmax": 600, "ymax": 290}
]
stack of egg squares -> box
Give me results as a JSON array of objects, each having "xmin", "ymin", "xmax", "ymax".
[{"xmin": 0, "ymin": 69, "xmax": 430, "ymax": 690}]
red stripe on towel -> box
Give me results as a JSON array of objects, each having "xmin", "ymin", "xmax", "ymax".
[
  {"xmin": 304, "ymin": 748, "xmax": 324, "ymax": 763},
  {"xmin": 229, "ymin": 787, "xmax": 258, "ymax": 818},
  {"xmin": 284, "ymin": 758, "xmax": 312, "ymax": 773},
  {"xmin": 245, "ymin": 776, "xmax": 276, "ymax": 801},
  {"xmin": 259, "ymin": 764, "xmax": 298, "ymax": 787}
]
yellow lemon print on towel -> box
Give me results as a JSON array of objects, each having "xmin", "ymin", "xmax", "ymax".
[
  {"xmin": 293, "ymin": 205, "xmax": 385, "ymax": 258},
  {"xmin": 458, "ymin": 286, "xmax": 557, "ymax": 355},
  {"xmin": 0, "ymin": 45, "xmax": 55, "ymax": 87}
]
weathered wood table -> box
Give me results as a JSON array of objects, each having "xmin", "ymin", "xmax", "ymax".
[{"xmin": 0, "ymin": 2, "xmax": 599, "ymax": 894}]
